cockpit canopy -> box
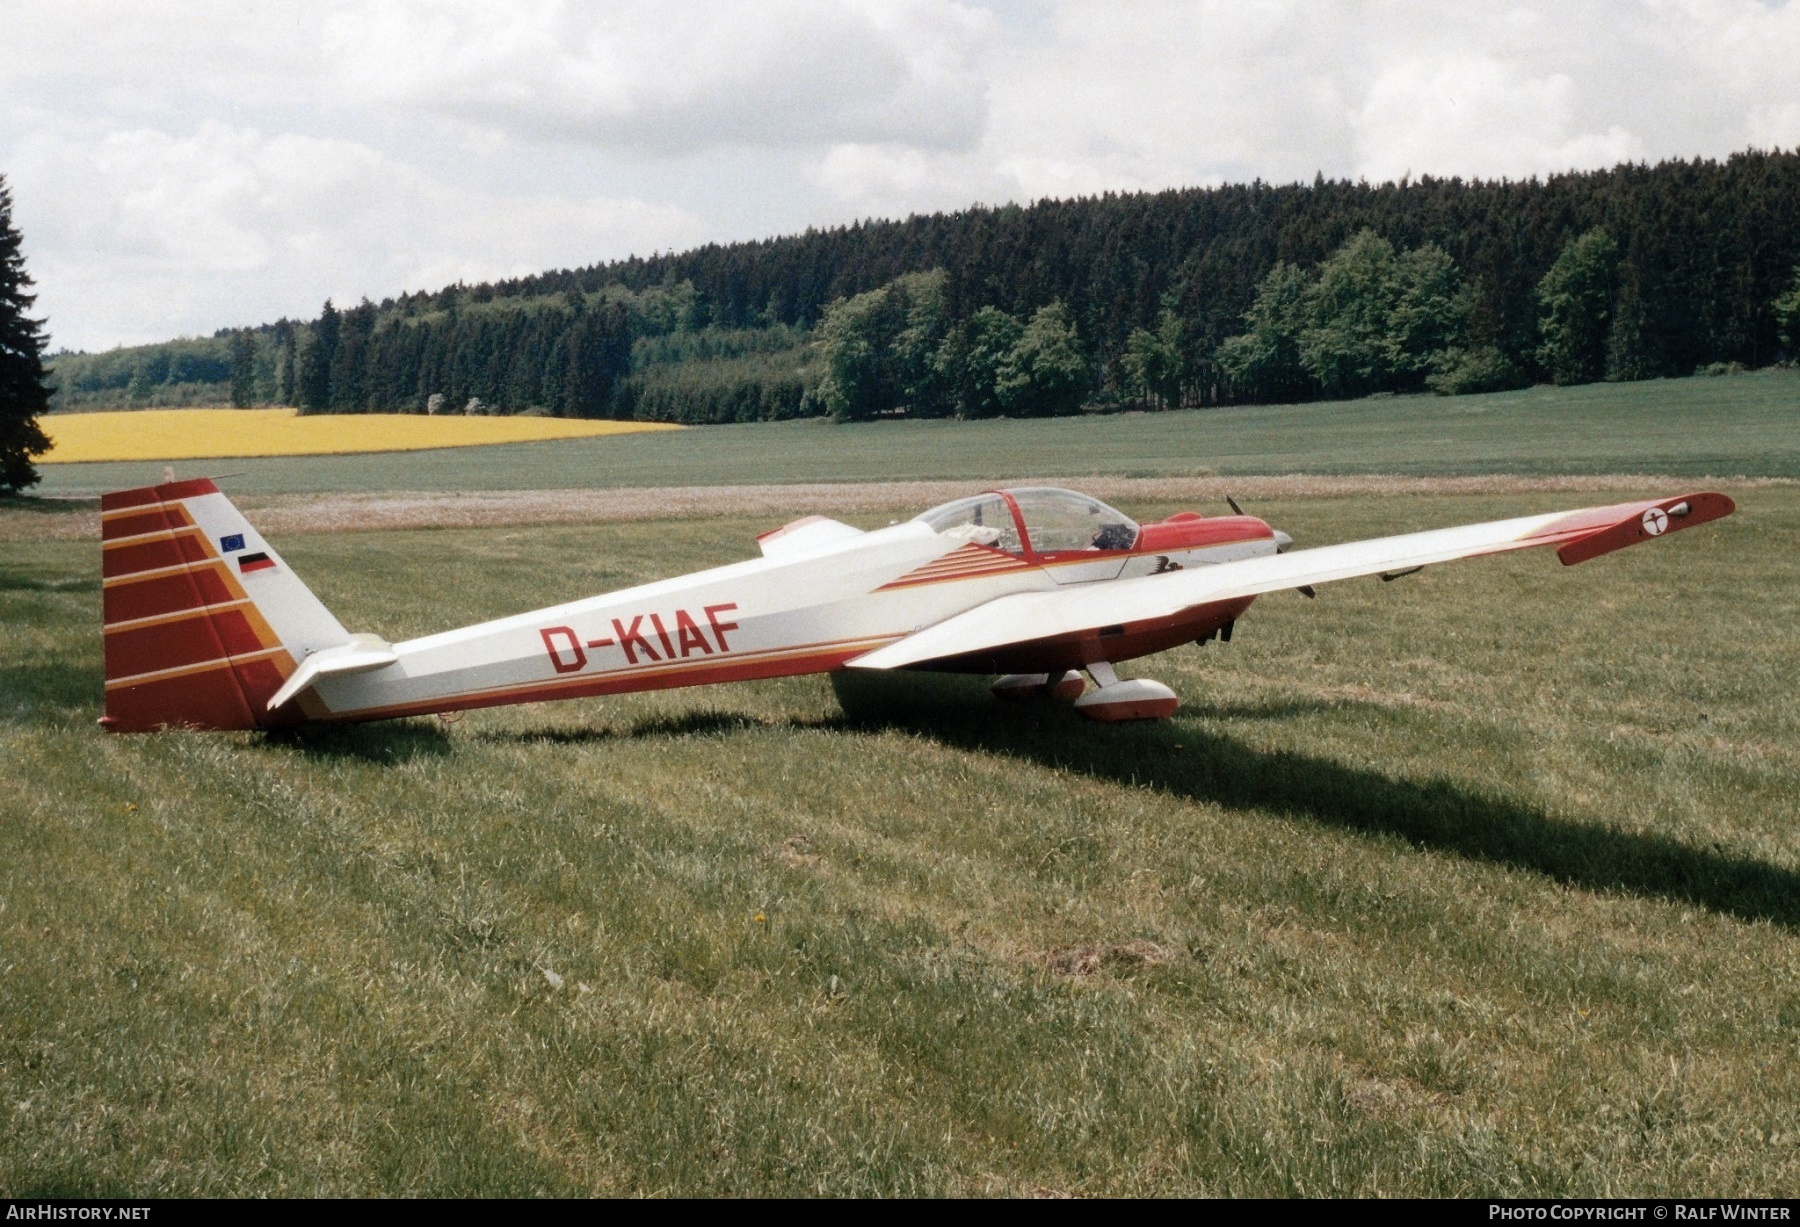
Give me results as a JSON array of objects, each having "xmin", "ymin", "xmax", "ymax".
[{"xmin": 915, "ymin": 487, "xmax": 1139, "ymax": 555}]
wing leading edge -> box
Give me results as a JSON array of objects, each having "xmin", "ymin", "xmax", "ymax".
[{"xmin": 848, "ymin": 492, "xmax": 1734, "ymax": 671}]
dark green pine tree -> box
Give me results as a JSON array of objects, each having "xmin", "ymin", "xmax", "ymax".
[
  {"xmin": 296, "ymin": 300, "xmax": 338, "ymax": 413},
  {"xmin": 228, "ymin": 329, "xmax": 257, "ymax": 407},
  {"xmin": 272, "ymin": 319, "xmax": 296, "ymax": 405},
  {"xmin": 329, "ymin": 299, "xmax": 376, "ymax": 412},
  {"xmin": 0, "ymin": 174, "xmax": 52, "ymax": 494},
  {"xmin": 561, "ymin": 301, "xmax": 631, "ymax": 417}
]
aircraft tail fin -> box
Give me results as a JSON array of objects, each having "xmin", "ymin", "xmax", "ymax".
[{"xmin": 99, "ymin": 478, "xmax": 352, "ymax": 732}]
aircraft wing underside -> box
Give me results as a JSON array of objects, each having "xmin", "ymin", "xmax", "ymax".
[{"xmin": 847, "ymin": 492, "xmax": 1734, "ymax": 671}]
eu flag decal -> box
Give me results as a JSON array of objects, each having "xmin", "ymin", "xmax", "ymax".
[
  {"xmin": 220, "ymin": 533, "xmax": 246, "ymax": 553},
  {"xmin": 238, "ymin": 552, "xmax": 276, "ymax": 574}
]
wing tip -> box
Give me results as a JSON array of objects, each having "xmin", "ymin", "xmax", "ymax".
[{"xmin": 1555, "ymin": 491, "xmax": 1735, "ymax": 566}]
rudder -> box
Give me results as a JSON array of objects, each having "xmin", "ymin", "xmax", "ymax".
[{"xmin": 100, "ymin": 478, "xmax": 350, "ymax": 732}]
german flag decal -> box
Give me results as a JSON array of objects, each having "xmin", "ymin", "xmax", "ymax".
[{"xmin": 238, "ymin": 552, "xmax": 276, "ymax": 574}]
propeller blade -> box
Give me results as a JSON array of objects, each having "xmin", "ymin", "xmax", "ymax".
[{"xmin": 1227, "ymin": 493, "xmax": 1293, "ymax": 553}]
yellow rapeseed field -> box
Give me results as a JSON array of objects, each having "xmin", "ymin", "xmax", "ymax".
[{"xmin": 40, "ymin": 408, "xmax": 683, "ymax": 464}]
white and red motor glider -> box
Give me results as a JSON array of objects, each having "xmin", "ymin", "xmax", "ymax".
[{"xmin": 98, "ymin": 478, "xmax": 1733, "ymax": 732}]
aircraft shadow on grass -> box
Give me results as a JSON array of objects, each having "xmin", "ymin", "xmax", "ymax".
[
  {"xmin": 491, "ymin": 710, "xmax": 768, "ymax": 744},
  {"xmin": 266, "ymin": 671, "xmax": 1799, "ymax": 933},
  {"xmin": 262, "ymin": 720, "xmax": 453, "ymax": 765},
  {"xmin": 825, "ymin": 672, "xmax": 1800, "ymax": 934},
  {"xmin": 269, "ymin": 707, "xmax": 762, "ymax": 761}
]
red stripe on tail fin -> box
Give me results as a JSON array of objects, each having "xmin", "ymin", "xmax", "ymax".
[
  {"xmin": 100, "ymin": 478, "xmax": 221, "ymax": 512},
  {"xmin": 104, "ymin": 565, "xmax": 238, "ymax": 625},
  {"xmin": 102, "ymin": 506, "xmax": 191, "ymax": 542},
  {"xmin": 100, "ymin": 480, "xmax": 313, "ymax": 732}
]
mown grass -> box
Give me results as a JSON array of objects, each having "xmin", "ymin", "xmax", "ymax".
[
  {"xmin": 1, "ymin": 489, "xmax": 1795, "ymax": 1195},
  {"xmin": 38, "ymin": 408, "xmax": 681, "ymax": 465},
  {"xmin": 32, "ymin": 368, "xmax": 1800, "ymax": 497}
]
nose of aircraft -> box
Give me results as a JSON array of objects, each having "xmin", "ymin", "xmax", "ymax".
[{"xmin": 1273, "ymin": 529, "xmax": 1293, "ymax": 552}]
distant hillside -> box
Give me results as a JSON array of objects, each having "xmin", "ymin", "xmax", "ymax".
[
  {"xmin": 47, "ymin": 149, "xmax": 1800, "ymax": 420},
  {"xmin": 50, "ymin": 336, "xmax": 235, "ymax": 412},
  {"xmin": 48, "ymin": 300, "xmax": 819, "ymax": 425}
]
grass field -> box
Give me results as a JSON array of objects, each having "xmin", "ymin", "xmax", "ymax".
[
  {"xmin": 37, "ymin": 408, "xmax": 681, "ymax": 465},
  {"xmin": 2, "ymin": 486, "xmax": 1795, "ymax": 1195},
  {"xmin": 30, "ymin": 370, "xmax": 1800, "ymax": 497}
]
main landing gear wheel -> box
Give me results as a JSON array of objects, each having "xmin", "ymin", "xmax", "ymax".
[
  {"xmin": 1072, "ymin": 661, "xmax": 1179, "ymax": 722},
  {"xmin": 992, "ymin": 671, "xmax": 1088, "ymax": 703}
]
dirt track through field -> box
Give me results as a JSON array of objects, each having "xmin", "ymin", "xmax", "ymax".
[{"xmin": 8, "ymin": 474, "xmax": 1786, "ymax": 541}]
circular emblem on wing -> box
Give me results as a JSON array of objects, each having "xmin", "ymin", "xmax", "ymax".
[{"xmin": 1641, "ymin": 506, "xmax": 1669, "ymax": 536}]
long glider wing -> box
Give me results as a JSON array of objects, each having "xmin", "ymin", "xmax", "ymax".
[{"xmin": 848, "ymin": 492, "xmax": 1734, "ymax": 671}]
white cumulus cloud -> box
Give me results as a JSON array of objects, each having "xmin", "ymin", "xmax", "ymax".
[
  {"xmin": 10, "ymin": 122, "xmax": 703, "ymax": 351},
  {"xmin": 4, "ymin": 0, "xmax": 1799, "ymax": 350},
  {"xmin": 1350, "ymin": 58, "xmax": 1645, "ymax": 184},
  {"xmin": 979, "ymin": 0, "xmax": 1800, "ymax": 199},
  {"xmin": 324, "ymin": 0, "xmax": 995, "ymax": 153}
]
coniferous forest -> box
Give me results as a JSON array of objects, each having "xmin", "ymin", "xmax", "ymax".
[{"xmin": 45, "ymin": 150, "xmax": 1800, "ymax": 423}]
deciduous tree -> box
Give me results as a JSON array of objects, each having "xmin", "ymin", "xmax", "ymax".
[
  {"xmin": 1218, "ymin": 262, "xmax": 1311, "ymax": 403},
  {"xmin": 815, "ymin": 284, "xmax": 900, "ymax": 421},
  {"xmin": 1123, "ymin": 304, "xmax": 1186, "ymax": 409},
  {"xmin": 997, "ymin": 301, "xmax": 1088, "ymax": 417},
  {"xmin": 1221, "ymin": 232, "xmax": 1472, "ymax": 402},
  {"xmin": 1300, "ymin": 230, "xmax": 1402, "ymax": 398},
  {"xmin": 937, "ymin": 307, "xmax": 1022, "ymax": 419},
  {"xmin": 1774, "ymin": 264, "xmax": 1800, "ymax": 357},
  {"xmin": 1536, "ymin": 229, "xmax": 1619, "ymax": 385},
  {"xmin": 815, "ymin": 272, "xmax": 946, "ymax": 419}
]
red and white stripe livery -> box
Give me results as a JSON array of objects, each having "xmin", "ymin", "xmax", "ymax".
[{"xmin": 98, "ymin": 480, "xmax": 1734, "ymax": 732}]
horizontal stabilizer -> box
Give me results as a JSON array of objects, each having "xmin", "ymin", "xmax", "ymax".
[
  {"xmin": 756, "ymin": 515, "xmax": 865, "ymax": 559},
  {"xmin": 267, "ymin": 633, "xmax": 398, "ymax": 711}
]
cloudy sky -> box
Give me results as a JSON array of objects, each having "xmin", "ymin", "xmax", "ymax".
[{"xmin": 5, "ymin": 0, "xmax": 1799, "ymax": 353}]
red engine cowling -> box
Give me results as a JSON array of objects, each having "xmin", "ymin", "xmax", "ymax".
[{"xmin": 1135, "ymin": 513, "xmax": 1274, "ymax": 553}]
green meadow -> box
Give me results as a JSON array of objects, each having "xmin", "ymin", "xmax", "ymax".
[
  {"xmin": 2, "ymin": 480, "xmax": 1795, "ymax": 1195},
  {"xmin": 33, "ymin": 367, "xmax": 1800, "ymax": 496}
]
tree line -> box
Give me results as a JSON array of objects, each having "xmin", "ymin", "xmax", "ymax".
[
  {"xmin": 448, "ymin": 148, "xmax": 1800, "ymax": 406},
  {"xmin": 39, "ymin": 149, "xmax": 1800, "ymax": 432}
]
